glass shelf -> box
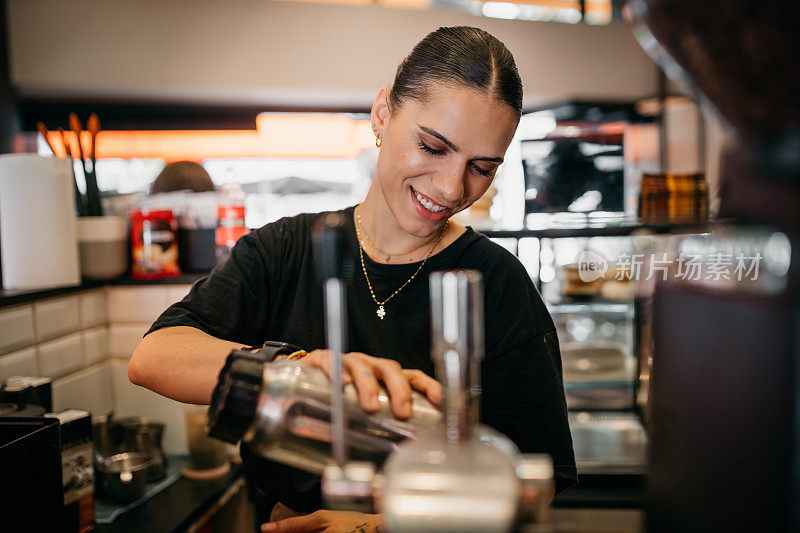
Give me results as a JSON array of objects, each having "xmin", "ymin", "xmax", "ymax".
[
  {"xmin": 546, "ymin": 300, "xmax": 634, "ymax": 314},
  {"xmin": 478, "ymin": 216, "xmax": 733, "ymax": 239}
]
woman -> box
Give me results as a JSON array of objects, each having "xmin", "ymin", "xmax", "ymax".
[{"xmin": 130, "ymin": 26, "xmax": 576, "ymax": 532}]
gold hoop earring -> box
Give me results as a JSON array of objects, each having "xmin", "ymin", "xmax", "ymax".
[{"xmin": 375, "ymin": 137, "xmax": 382, "ymax": 148}]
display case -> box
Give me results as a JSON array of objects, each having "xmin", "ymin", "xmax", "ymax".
[{"xmin": 482, "ymin": 216, "xmax": 724, "ymax": 484}]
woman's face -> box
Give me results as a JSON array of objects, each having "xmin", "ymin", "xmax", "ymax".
[{"xmin": 371, "ymin": 83, "xmax": 519, "ymax": 238}]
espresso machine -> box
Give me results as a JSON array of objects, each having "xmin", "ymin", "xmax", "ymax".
[
  {"xmin": 208, "ymin": 213, "xmax": 554, "ymax": 531},
  {"xmin": 626, "ymin": 1, "xmax": 800, "ymax": 531}
]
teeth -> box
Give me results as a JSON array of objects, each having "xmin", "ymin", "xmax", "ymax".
[{"xmin": 414, "ymin": 190, "xmax": 446, "ymax": 213}]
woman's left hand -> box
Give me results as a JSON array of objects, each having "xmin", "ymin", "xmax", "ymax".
[{"xmin": 261, "ymin": 510, "xmax": 383, "ymax": 532}]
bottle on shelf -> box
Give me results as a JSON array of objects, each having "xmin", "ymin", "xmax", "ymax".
[{"xmin": 215, "ymin": 182, "xmax": 247, "ymax": 265}]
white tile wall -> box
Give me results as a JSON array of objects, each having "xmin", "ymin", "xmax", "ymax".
[
  {"xmin": 81, "ymin": 326, "xmax": 109, "ymax": 366},
  {"xmin": 3, "ymin": 285, "xmax": 202, "ymax": 455},
  {"xmin": 52, "ymin": 363, "xmax": 114, "ymax": 415},
  {"xmin": 38, "ymin": 333, "xmax": 83, "ymax": 379},
  {"xmin": 79, "ymin": 289, "xmax": 107, "ymax": 329},
  {"xmin": 165, "ymin": 285, "xmax": 193, "ymax": 306},
  {"xmin": 34, "ymin": 296, "xmax": 80, "ymax": 342},
  {"xmin": 0, "ymin": 305, "xmax": 35, "ymax": 355},
  {"xmin": 106, "ymin": 287, "xmax": 170, "ymax": 324},
  {"xmin": 109, "ymin": 323, "xmax": 151, "ymax": 359},
  {"xmin": 110, "ymin": 359, "xmax": 188, "ymax": 454},
  {"xmin": 0, "ymin": 347, "xmax": 38, "ymax": 380}
]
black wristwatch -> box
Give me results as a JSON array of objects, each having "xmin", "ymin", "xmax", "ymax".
[
  {"xmin": 244, "ymin": 340, "xmax": 304, "ymax": 363},
  {"xmin": 208, "ymin": 341, "xmax": 304, "ymax": 444}
]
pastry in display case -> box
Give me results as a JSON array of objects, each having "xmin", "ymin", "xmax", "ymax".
[
  {"xmin": 601, "ymin": 263, "xmax": 635, "ymax": 300},
  {"xmin": 558, "ymin": 264, "xmax": 605, "ymax": 297}
]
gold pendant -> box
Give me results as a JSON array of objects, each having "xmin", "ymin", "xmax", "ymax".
[{"xmin": 377, "ymin": 305, "xmax": 386, "ymax": 319}]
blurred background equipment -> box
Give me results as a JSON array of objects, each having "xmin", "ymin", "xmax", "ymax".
[
  {"xmin": 627, "ymin": 0, "xmax": 800, "ymax": 531},
  {"xmin": 523, "ymin": 129, "xmax": 624, "ymax": 214}
]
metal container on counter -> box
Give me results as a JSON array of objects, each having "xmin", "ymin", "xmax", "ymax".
[
  {"xmin": 97, "ymin": 452, "xmax": 152, "ymax": 503},
  {"xmin": 118, "ymin": 417, "xmax": 167, "ymax": 481}
]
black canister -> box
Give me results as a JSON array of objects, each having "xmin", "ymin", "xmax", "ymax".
[{"xmin": 178, "ymin": 227, "xmax": 217, "ymax": 272}]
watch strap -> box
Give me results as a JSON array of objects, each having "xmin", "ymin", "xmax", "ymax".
[{"xmin": 247, "ymin": 340, "xmax": 304, "ymax": 362}]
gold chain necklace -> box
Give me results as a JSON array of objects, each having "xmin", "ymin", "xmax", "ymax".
[
  {"xmin": 355, "ymin": 206, "xmax": 449, "ymax": 320},
  {"xmin": 359, "ymin": 227, "xmax": 417, "ymax": 263}
]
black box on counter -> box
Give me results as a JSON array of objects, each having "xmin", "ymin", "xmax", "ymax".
[
  {"xmin": 47, "ymin": 409, "xmax": 95, "ymax": 533},
  {"xmin": 0, "ymin": 417, "xmax": 65, "ymax": 531}
]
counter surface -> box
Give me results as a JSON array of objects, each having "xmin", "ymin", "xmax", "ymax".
[
  {"xmin": 546, "ymin": 508, "xmax": 643, "ymax": 532},
  {"xmin": 94, "ymin": 464, "xmax": 241, "ymax": 533}
]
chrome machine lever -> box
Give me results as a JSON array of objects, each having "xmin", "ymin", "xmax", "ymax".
[
  {"xmin": 312, "ymin": 212, "xmax": 376, "ymax": 512},
  {"xmin": 312, "ymin": 211, "xmax": 353, "ymax": 468}
]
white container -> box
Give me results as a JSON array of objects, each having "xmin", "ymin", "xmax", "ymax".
[
  {"xmin": 0, "ymin": 154, "xmax": 80, "ymax": 290},
  {"xmin": 77, "ymin": 216, "xmax": 128, "ymax": 280}
]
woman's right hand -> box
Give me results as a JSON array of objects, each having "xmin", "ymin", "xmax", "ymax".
[{"xmin": 299, "ymin": 350, "xmax": 442, "ymax": 419}]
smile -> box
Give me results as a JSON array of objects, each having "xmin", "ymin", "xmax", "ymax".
[{"xmin": 411, "ymin": 187, "xmax": 447, "ymax": 213}]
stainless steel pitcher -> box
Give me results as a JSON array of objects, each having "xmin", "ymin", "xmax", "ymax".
[{"xmin": 208, "ymin": 355, "xmax": 443, "ymax": 475}]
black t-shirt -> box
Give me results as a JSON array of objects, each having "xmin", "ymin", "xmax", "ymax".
[{"xmin": 148, "ymin": 205, "xmax": 577, "ymax": 510}]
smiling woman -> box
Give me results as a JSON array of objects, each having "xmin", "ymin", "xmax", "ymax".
[
  {"xmin": 361, "ymin": 26, "xmax": 521, "ymax": 256},
  {"xmin": 362, "ymin": 84, "xmax": 517, "ymax": 249},
  {"xmin": 129, "ymin": 25, "xmax": 576, "ymax": 533}
]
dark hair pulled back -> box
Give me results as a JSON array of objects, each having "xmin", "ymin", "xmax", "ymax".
[{"xmin": 389, "ymin": 26, "xmax": 523, "ymax": 119}]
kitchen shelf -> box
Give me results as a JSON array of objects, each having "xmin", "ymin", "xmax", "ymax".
[
  {"xmin": 109, "ymin": 273, "xmax": 208, "ymax": 286},
  {"xmin": 0, "ymin": 280, "xmax": 104, "ymax": 308},
  {"xmin": 0, "ymin": 273, "xmax": 209, "ymax": 309}
]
